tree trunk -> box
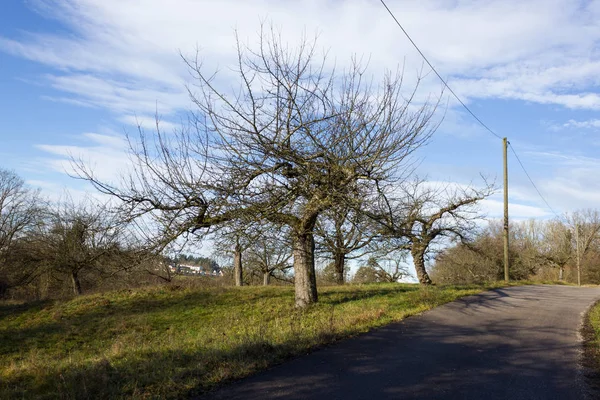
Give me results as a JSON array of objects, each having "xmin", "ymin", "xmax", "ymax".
[
  {"xmin": 233, "ymin": 243, "xmax": 243, "ymax": 287},
  {"xmin": 71, "ymin": 270, "xmax": 82, "ymax": 296},
  {"xmin": 412, "ymin": 247, "xmax": 432, "ymax": 285},
  {"xmin": 333, "ymin": 251, "xmax": 346, "ymax": 285},
  {"xmin": 263, "ymin": 271, "xmax": 270, "ymax": 286},
  {"xmin": 292, "ymin": 231, "xmax": 318, "ymax": 308},
  {"xmin": 558, "ymin": 267, "xmax": 564, "ymax": 281}
]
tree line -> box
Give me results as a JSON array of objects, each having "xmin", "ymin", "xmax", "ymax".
[
  {"xmin": 0, "ymin": 169, "xmax": 153, "ymax": 298},
  {"xmin": 433, "ymin": 211, "xmax": 600, "ymax": 285}
]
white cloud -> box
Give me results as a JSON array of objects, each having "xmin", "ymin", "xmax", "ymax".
[
  {"xmin": 44, "ymin": 73, "xmax": 190, "ymax": 115},
  {"xmin": 35, "ymin": 132, "xmax": 130, "ymax": 183},
  {"xmin": 25, "ymin": 179, "xmax": 110, "ymax": 204},
  {"xmin": 3, "ymin": 0, "xmax": 600, "ymax": 119},
  {"xmin": 481, "ymin": 198, "xmax": 550, "ymax": 219},
  {"xmin": 561, "ymin": 119, "xmax": 600, "ymax": 129},
  {"xmin": 503, "ymin": 149, "xmax": 600, "ymax": 213},
  {"xmin": 118, "ymin": 114, "xmax": 179, "ymax": 133},
  {"xmin": 4, "ymin": 0, "xmax": 600, "ymax": 219}
]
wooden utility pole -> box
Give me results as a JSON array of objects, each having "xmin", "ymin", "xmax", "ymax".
[
  {"xmin": 503, "ymin": 138, "xmax": 510, "ymax": 282},
  {"xmin": 575, "ymin": 223, "xmax": 581, "ymax": 287}
]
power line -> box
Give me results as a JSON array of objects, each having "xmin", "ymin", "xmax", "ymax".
[
  {"xmin": 508, "ymin": 143, "xmax": 561, "ymax": 220},
  {"xmin": 378, "ymin": 0, "xmax": 502, "ymax": 141},
  {"xmin": 379, "ymin": 0, "xmax": 561, "ymax": 218}
]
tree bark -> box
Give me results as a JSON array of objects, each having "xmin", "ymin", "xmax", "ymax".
[
  {"xmin": 233, "ymin": 243, "xmax": 243, "ymax": 287},
  {"xmin": 412, "ymin": 247, "xmax": 432, "ymax": 285},
  {"xmin": 71, "ymin": 270, "xmax": 82, "ymax": 296},
  {"xmin": 263, "ymin": 271, "xmax": 270, "ymax": 286},
  {"xmin": 333, "ymin": 251, "xmax": 346, "ymax": 285},
  {"xmin": 292, "ymin": 231, "xmax": 318, "ymax": 308},
  {"xmin": 558, "ymin": 267, "xmax": 564, "ymax": 281}
]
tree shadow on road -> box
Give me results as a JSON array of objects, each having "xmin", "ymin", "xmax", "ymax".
[{"xmin": 203, "ymin": 286, "xmax": 599, "ymax": 400}]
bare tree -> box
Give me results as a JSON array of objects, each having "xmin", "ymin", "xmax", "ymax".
[
  {"xmin": 368, "ymin": 252, "xmax": 411, "ymax": 282},
  {"xmin": 34, "ymin": 198, "xmax": 132, "ymax": 296},
  {"xmin": 244, "ymin": 227, "xmax": 293, "ymax": 285},
  {"xmin": 0, "ymin": 169, "xmax": 45, "ymax": 296},
  {"xmin": 539, "ymin": 219, "xmax": 572, "ymax": 280},
  {"xmin": 315, "ymin": 204, "xmax": 376, "ymax": 285},
  {"xmin": 352, "ymin": 264, "xmax": 380, "ymax": 284},
  {"xmin": 76, "ymin": 27, "xmax": 438, "ymax": 307},
  {"xmin": 511, "ymin": 219, "xmax": 548, "ymax": 276},
  {"xmin": 567, "ymin": 209, "xmax": 600, "ymax": 285},
  {"xmin": 212, "ymin": 220, "xmax": 255, "ymax": 286},
  {"xmin": 372, "ymin": 178, "xmax": 495, "ymax": 284}
]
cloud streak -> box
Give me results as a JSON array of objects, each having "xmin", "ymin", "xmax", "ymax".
[
  {"xmin": 4, "ymin": 0, "xmax": 600, "ymax": 222},
  {"xmin": 3, "ymin": 0, "xmax": 600, "ymax": 118}
]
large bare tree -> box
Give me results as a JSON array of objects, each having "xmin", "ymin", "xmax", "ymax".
[
  {"xmin": 372, "ymin": 178, "xmax": 495, "ymax": 284},
  {"xmin": 77, "ymin": 28, "xmax": 438, "ymax": 307}
]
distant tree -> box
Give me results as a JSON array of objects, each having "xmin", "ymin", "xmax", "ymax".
[
  {"xmin": 432, "ymin": 239, "xmax": 500, "ymax": 284},
  {"xmin": 371, "ymin": 178, "xmax": 495, "ymax": 284},
  {"xmin": 0, "ymin": 169, "xmax": 45, "ymax": 297},
  {"xmin": 317, "ymin": 261, "xmax": 347, "ymax": 285},
  {"xmin": 368, "ymin": 252, "xmax": 411, "ymax": 283},
  {"xmin": 244, "ymin": 227, "xmax": 293, "ymax": 285},
  {"xmin": 212, "ymin": 219, "xmax": 267, "ymax": 286},
  {"xmin": 567, "ymin": 209, "xmax": 600, "ymax": 285},
  {"xmin": 432, "ymin": 220, "xmax": 544, "ymax": 284},
  {"xmin": 34, "ymin": 198, "xmax": 132, "ymax": 296},
  {"xmin": 352, "ymin": 264, "xmax": 380, "ymax": 284},
  {"xmin": 510, "ymin": 219, "xmax": 547, "ymax": 276},
  {"xmin": 315, "ymin": 203, "xmax": 376, "ymax": 285}
]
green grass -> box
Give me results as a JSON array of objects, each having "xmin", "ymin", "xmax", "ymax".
[
  {"xmin": 583, "ymin": 299, "xmax": 600, "ymax": 395},
  {"xmin": 586, "ymin": 301, "xmax": 600, "ymax": 343},
  {"xmin": 1, "ymin": 281, "xmax": 527, "ymax": 399}
]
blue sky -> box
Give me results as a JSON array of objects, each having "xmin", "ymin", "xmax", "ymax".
[{"xmin": 2, "ymin": 0, "xmax": 600, "ymax": 223}]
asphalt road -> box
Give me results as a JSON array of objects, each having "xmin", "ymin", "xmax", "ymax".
[{"xmin": 203, "ymin": 285, "xmax": 600, "ymax": 400}]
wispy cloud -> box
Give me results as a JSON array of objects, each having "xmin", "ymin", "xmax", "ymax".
[
  {"xmin": 3, "ymin": 0, "xmax": 600, "ymax": 119},
  {"xmin": 118, "ymin": 114, "xmax": 179, "ymax": 133},
  {"xmin": 4, "ymin": 0, "xmax": 600, "ymax": 218},
  {"xmin": 35, "ymin": 132, "xmax": 131, "ymax": 183},
  {"xmin": 561, "ymin": 119, "xmax": 600, "ymax": 129},
  {"xmin": 481, "ymin": 199, "xmax": 550, "ymax": 219}
]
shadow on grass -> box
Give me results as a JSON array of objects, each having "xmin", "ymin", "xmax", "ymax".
[
  {"xmin": 2, "ymin": 285, "xmax": 422, "ymax": 358},
  {"xmin": 1, "ymin": 339, "xmax": 308, "ymax": 400},
  {"xmin": 320, "ymin": 285, "xmax": 420, "ymax": 306},
  {"xmin": 6, "ymin": 284, "xmax": 572, "ymax": 399},
  {"xmin": 3, "ymin": 314, "xmax": 585, "ymax": 400},
  {"xmin": 0, "ymin": 300, "xmax": 53, "ymax": 321}
]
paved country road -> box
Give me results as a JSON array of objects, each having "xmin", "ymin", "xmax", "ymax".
[{"xmin": 202, "ymin": 285, "xmax": 600, "ymax": 400}]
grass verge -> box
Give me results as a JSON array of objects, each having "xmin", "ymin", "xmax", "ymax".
[
  {"xmin": 582, "ymin": 299, "xmax": 600, "ymax": 397},
  {"xmin": 1, "ymin": 281, "xmax": 527, "ymax": 399}
]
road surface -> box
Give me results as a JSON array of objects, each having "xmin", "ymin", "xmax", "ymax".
[{"xmin": 203, "ymin": 285, "xmax": 600, "ymax": 400}]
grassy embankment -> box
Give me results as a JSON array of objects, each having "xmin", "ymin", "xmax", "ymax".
[
  {"xmin": 1, "ymin": 281, "xmax": 528, "ymax": 399},
  {"xmin": 583, "ymin": 299, "xmax": 600, "ymax": 395}
]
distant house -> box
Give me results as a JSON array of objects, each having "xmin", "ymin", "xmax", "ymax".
[{"xmin": 169, "ymin": 263, "xmax": 223, "ymax": 277}]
